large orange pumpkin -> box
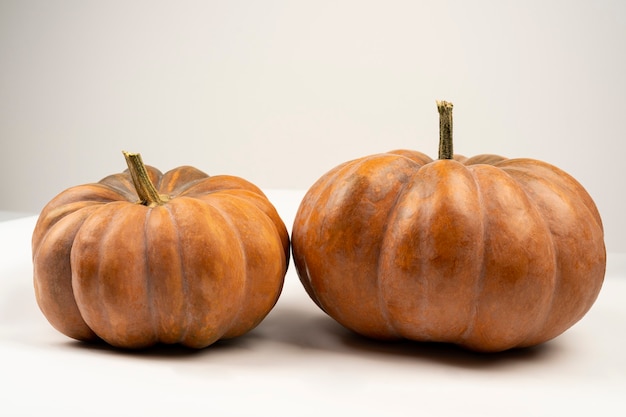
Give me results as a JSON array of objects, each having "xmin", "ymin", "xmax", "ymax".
[
  {"xmin": 292, "ymin": 101, "xmax": 605, "ymax": 352},
  {"xmin": 32, "ymin": 152, "xmax": 289, "ymax": 349}
]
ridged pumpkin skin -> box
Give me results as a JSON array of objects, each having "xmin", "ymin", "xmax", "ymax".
[
  {"xmin": 33, "ymin": 163, "xmax": 290, "ymax": 349},
  {"xmin": 292, "ymin": 150, "xmax": 605, "ymax": 352}
]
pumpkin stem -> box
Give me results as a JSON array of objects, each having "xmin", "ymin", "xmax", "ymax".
[
  {"xmin": 437, "ymin": 100, "xmax": 454, "ymax": 160},
  {"xmin": 123, "ymin": 151, "xmax": 169, "ymax": 207}
]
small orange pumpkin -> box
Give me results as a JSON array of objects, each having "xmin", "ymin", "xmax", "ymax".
[
  {"xmin": 292, "ymin": 101, "xmax": 605, "ymax": 352},
  {"xmin": 32, "ymin": 152, "xmax": 289, "ymax": 349}
]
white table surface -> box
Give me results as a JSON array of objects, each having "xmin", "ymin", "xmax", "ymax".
[{"xmin": 1, "ymin": 190, "xmax": 625, "ymax": 417}]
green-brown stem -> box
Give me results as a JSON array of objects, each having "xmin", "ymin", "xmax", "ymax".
[
  {"xmin": 123, "ymin": 151, "xmax": 168, "ymax": 206},
  {"xmin": 437, "ymin": 100, "xmax": 454, "ymax": 160}
]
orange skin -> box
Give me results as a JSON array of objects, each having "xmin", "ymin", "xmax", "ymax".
[
  {"xmin": 32, "ymin": 165, "xmax": 289, "ymax": 349},
  {"xmin": 292, "ymin": 150, "xmax": 605, "ymax": 352}
]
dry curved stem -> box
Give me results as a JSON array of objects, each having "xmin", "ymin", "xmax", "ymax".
[
  {"xmin": 437, "ymin": 100, "xmax": 454, "ymax": 160},
  {"xmin": 123, "ymin": 151, "xmax": 169, "ymax": 206}
]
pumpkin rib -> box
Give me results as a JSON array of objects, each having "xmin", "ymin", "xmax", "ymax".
[
  {"xmin": 167, "ymin": 195, "xmax": 222, "ymax": 347},
  {"xmin": 164, "ymin": 201, "xmax": 193, "ymax": 346},
  {"xmin": 378, "ymin": 181, "xmax": 420, "ymax": 340},
  {"xmin": 375, "ymin": 181, "xmax": 408, "ymax": 339},
  {"xmin": 378, "ymin": 197, "xmax": 408, "ymax": 337},
  {"xmin": 207, "ymin": 194, "xmax": 289, "ymax": 339},
  {"xmin": 76, "ymin": 203, "xmax": 161, "ymax": 348},
  {"xmin": 377, "ymin": 158, "xmax": 470, "ymax": 339},
  {"xmin": 33, "ymin": 185, "xmax": 130, "ymax": 248},
  {"xmin": 458, "ymin": 166, "xmax": 488, "ymax": 347},
  {"xmin": 298, "ymin": 156, "xmax": 371, "ymax": 224},
  {"xmin": 33, "ymin": 202, "xmax": 93, "ymax": 263},
  {"xmin": 141, "ymin": 207, "xmax": 160, "ymax": 345},
  {"xmin": 33, "ymin": 206, "xmax": 101, "ymax": 341},
  {"xmin": 416, "ymin": 160, "xmax": 486, "ymax": 342},
  {"xmin": 326, "ymin": 155, "xmax": 422, "ymax": 338},
  {"xmin": 521, "ymin": 222, "xmax": 559, "ymax": 348},
  {"xmin": 177, "ymin": 174, "xmax": 266, "ymax": 199},
  {"xmin": 168, "ymin": 197, "xmax": 248, "ymax": 348},
  {"xmin": 292, "ymin": 158, "xmax": 362, "ymax": 312},
  {"xmin": 295, "ymin": 155, "xmax": 405, "ymax": 336},
  {"xmin": 498, "ymin": 160, "xmax": 604, "ymax": 232},
  {"xmin": 98, "ymin": 173, "xmax": 140, "ymax": 200},
  {"xmin": 294, "ymin": 158, "xmax": 359, "ymax": 234},
  {"xmin": 387, "ymin": 149, "xmax": 434, "ymax": 166},
  {"xmin": 463, "ymin": 154, "xmax": 507, "ymax": 166},
  {"xmin": 201, "ymin": 197, "xmax": 250, "ymax": 338},
  {"xmin": 206, "ymin": 189, "xmax": 290, "ymax": 267},
  {"xmin": 94, "ymin": 205, "xmax": 136, "ymax": 346},
  {"xmin": 297, "ymin": 158, "xmax": 367, "ymax": 321},
  {"xmin": 157, "ymin": 166, "xmax": 211, "ymax": 196},
  {"xmin": 158, "ymin": 171, "xmax": 289, "ymax": 342},
  {"xmin": 462, "ymin": 165, "xmax": 559, "ymax": 351},
  {"xmin": 45, "ymin": 183, "xmax": 130, "ymax": 209},
  {"xmin": 375, "ymin": 156, "xmax": 434, "ymax": 339},
  {"xmin": 71, "ymin": 203, "xmax": 119, "ymax": 344},
  {"xmin": 498, "ymin": 163, "xmax": 605, "ymax": 345},
  {"xmin": 490, "ymin": 164, "xmax": 561, "ymax": 348}
]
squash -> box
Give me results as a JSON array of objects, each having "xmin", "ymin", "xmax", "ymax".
[
  {"xmin": 292, "ymin": 101, "xmax": 605, "ymax": 352},
  {"xmin": 32, "ymin": 152, "xmax": 289, "ymax": 349}
]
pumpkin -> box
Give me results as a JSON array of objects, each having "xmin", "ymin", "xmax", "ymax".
[
  {"xmin": 32, "ymin": 152, "xmax": 290, "ymax": 349},
  {"xmin": 292, "ymin": 101, "xmax": 605, "ymax": 352}
]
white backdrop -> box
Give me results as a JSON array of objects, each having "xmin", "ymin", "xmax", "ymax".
[{"xmin": 1, "ymin": 0, "xmax": 625, "ymax": 252}]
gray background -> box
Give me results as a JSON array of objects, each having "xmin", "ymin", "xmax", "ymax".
[{"xmin": 1, "ymin": 0, "xmax": 625, "ymax": 252}]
